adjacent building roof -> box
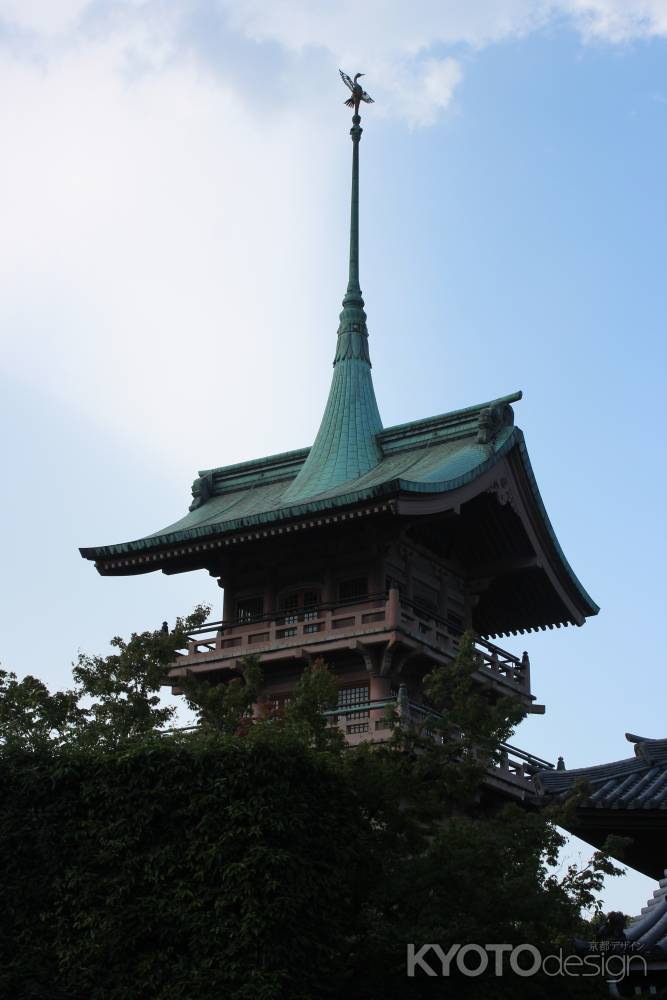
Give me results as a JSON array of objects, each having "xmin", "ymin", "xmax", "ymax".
[
  {"xmin": 624, "ymin": 872, "xmax": 667, "ymax": 957},
  {"xmin": 535, "ymin": 734, "xmax": 667, "ymax": 878},
  {"xmin": 536, "ymin": 734, "xmax": 667, "ymax": 810}
]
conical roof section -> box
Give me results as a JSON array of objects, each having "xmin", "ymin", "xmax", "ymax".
[{"xmin": 284, "ymin": 109, "xmax": 382, "ymax": 502}]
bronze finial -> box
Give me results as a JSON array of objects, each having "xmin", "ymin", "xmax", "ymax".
[{"xmin": 339, "ymin": 70, "xmax": 374, "ymax": 117}]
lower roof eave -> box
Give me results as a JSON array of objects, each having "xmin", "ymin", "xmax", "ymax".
[{"xmin": 81, "ymin": 492, "xmax": 403, "ymax": 576}]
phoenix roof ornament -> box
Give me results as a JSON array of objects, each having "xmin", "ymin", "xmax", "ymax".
[{"xmin": 339, "ymin": 70, "xmax": 374, "ymax": 116}]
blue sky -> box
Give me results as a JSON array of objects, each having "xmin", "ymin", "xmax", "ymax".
[{"xmin": 1, "ymin": 1, "xmax": 665, "ymax": 913}]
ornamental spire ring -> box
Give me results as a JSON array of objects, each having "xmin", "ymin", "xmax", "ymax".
[{"xmin": 339, "ymin": 70, "xmax": 374, "ymax": 116}]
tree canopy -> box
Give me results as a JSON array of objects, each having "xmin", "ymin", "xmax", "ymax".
[{"xmin": 0, "ymin": 612, "xmax": 624, "ymax": 999}]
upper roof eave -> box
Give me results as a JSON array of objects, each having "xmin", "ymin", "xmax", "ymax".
[
  {"xmin": 79, "ymin": 388, "xmax": 597, "ymax": 627},
  {"xmin": 80, "ymin": 391, "xmax": 523, "ymax": 562},
  {"xmin": 80, "ymin": 420, "xmax": 519, "ymax": 564}
]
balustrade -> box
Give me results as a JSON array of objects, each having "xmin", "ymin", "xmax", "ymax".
[{"xmin": 176, "ymin": 590, "xmax": 531, "ymax": 698}]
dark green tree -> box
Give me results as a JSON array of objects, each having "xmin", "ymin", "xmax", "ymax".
[
  {"xmin": 0, "ymin": 613, "xmax": 625, "ymax": 999},
  {"xmin": 0, "ymin": 668, "xmax": 84, "ymax": 751},
  {"xmin": 70, "ymin": 604, "xmax": 210, "ymax": 747},
  {"xmin": 178, "ymin": 653, "xmax": 262, "ymax": 736}
]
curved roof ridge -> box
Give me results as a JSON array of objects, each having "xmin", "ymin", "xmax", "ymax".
[
  {"xmin": 379, "ymin": 390, "xmax": 523, "ymax": 443},
  {"xmin": 282, "ymin": 355, "xmax": 383, "ymax": 503}
]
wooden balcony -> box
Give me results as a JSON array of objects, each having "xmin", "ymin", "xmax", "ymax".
[{"xmin": 171, "ymin": 590, "xmax": 537, "ymax": 707}]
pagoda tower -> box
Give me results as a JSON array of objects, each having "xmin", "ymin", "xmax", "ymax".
[{"xmin": 81, "ymin": 75, "xmax": 598, "ymax": 801}]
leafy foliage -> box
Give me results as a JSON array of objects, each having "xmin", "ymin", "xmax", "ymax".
[
  {"xmin": 0, "ymin": 736, "xmax": 368, "ymax": 1000},
  {"xmin": 178, "ymin": 654, "xmax": 262, "ymax": 737},
  {"xmin": 0, "ymin": 669, "xmax": 84, "ymax": 751},
  {"xmin": 0, "ymin": 613, "xmax": 623, "ymax": 998},
  {"xmin": 281, "ymin": 657, "xmax": 345, "ymax": 751},
  {"xmin": 71, "ymin": 604, "xmax": 210, "ymax": 747}
]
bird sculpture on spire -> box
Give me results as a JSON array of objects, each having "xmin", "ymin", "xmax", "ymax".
[{"xmin": 339, "ymin": 70, "xmax": 374, "ymax": 116}]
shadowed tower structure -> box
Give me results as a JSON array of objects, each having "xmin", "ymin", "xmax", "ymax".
[{"xmin": 81, "ymin": 73, "xmax": 598, "ymax": 804}]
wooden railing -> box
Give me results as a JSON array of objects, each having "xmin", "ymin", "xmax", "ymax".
[
  {"xmin": 321, "ymin": 693, "xmax": 552, "ymax": 791},
  {"xmin": 176, "ymin": 590, "xmax": 531, "ymax": 696},
  {"xmin": 180, "ymin": 593, "xmax": 388, "ymax": 659}
]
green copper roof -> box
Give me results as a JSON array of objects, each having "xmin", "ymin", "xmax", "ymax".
[
  {"xmin": 284, "ymin": 111, "xmax": 383, "ymax": 502},
  {"xmin": 79, "ymin": 389, "xmax": 599, "ymax": 628},
  {"xmin": 283, "ymin": 355, "xmax": 382, "ymax": 501},
  {"xmin": 79, "ymin": 93, "xmax": 598, "ymax": 634},
  {"xmin": 82, "ymin": 393, "xmax": 521, "ymax": 561}
]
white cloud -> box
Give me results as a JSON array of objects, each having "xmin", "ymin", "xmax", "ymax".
[
  {"xmin": 562, "ymin": 0, "xmax": 667, "ymax": 41},
  {"xmin": 2, "ymin": 2, "xmax": 665, "ymax": 127},
  {"xmin": 220, "ymin": 0, "xmax": 667, "ymax": 120},
  {"xmin": 409, "ymin": 57, "xmax": 464, "ymax": 127},
  {"xmin": 222, "ymin": 0, "xmax": 546, "ymax": 53},
  {"xmin": 0, "ymin": 0, "xmax": 90, "ymax": 34},
  {"xmin": 222, "ymin": 0, "xmax": 667, "ymax": 48},
  {"xmin": 0, "ymin": 0, "xmax": 665, "ymax": 471},
  {"xmin": 0, "ymin": 34, "xmax": 342, "ymax": 471}
]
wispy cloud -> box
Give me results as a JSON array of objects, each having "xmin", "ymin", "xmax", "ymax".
[
  {"xmin": 0, "ymin": 25, "xmax": 342, "ymax": 468},
  {"xmin": 1, "ymin": 2, "xmax": 665, "ymax": 125},
  {"xmin": 0, "ymin": 0, "xmax": 665, "ymax": 468}
]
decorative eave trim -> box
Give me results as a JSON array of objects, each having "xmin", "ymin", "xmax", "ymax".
[
  {"xmin": 88, "ymin": 502, "xmax": 397, "ymax": 576},
  {"xmin": 81, "ymin": 416, "xmax": 598, "ymax": 631}
]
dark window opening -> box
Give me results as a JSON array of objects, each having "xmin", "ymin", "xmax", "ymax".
[
  {"xmin": 303, "ymin": 589, "xmax": 319, "ymax": 619},
  {"xmin": 338, "ymin": 577, "xmax": 368, "ymax": 602},
  {"xmin": 414, "ymin": 584, "xmax": 438, "ymax": 613},
  {"xmin": 447, "ymin": 611, "xmax": 464, "ymax": 636},
  {"xmin": 279, "ymin": 588, "xmax": 321, "ymax": 624},
  {"xmin": 280, "ymin": 592, "xmax": 299, "ymax": 624},
  {"xmin": 236, "ymin": 596, "xmax": 263, "ymax": 623}
]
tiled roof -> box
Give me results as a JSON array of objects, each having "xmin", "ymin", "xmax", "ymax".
[
  {"xmin": 624, "ymin": 872, "xmax": 667, "ymax": 956},
  {"xmin": 535, "ymin": 735, "xmax": 667, "ymax": 809}
]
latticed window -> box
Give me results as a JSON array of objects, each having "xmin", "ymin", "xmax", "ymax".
[
  {"xmin": 338, "ymin": 577, "xmax": 368, "ymax": 602},
  {"xmin": 281, "ymin": 592, "xmax": 300, "ymax": 625},
  {"xmin": 338, "ymin": 682, "xmax": 370, "ymax": 721},
  {"xmin": 236, "ymin": 596, "xmax": 263, "ymax": 623},
  {"xmin": 303, "ymin": 589, "xmax": 320, "ymax": 620},
  {"xmin": 279, "ymin": 588, "xmax": 321, "ymax": 624}
]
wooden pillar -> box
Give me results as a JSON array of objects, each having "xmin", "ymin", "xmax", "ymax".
[
  {"xmin": 222, "ymin": 579, "xmax": 234, "ymax": 621},
  {"xmin": 323, "ymin": 568, "xmax": 335, "ymax": 604},
  {"xmin": 263, "ymin": 574, "xmax": 275, "ymax": 617},
  {"xmin": 369, "ymin": 673, "xmax": 391, "ymax": 701},
  {"xmin": 387, "ymin": 586, "xmax": 400, "ymax": 629}
]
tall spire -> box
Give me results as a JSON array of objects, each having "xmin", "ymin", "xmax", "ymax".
[
  {"xmin": 283, "ymin": 73, "xmax": 383, "ymax": 502},
  {"xmin": 335, "ymin": 111, "xmax": 369, "ymax": 364}
]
